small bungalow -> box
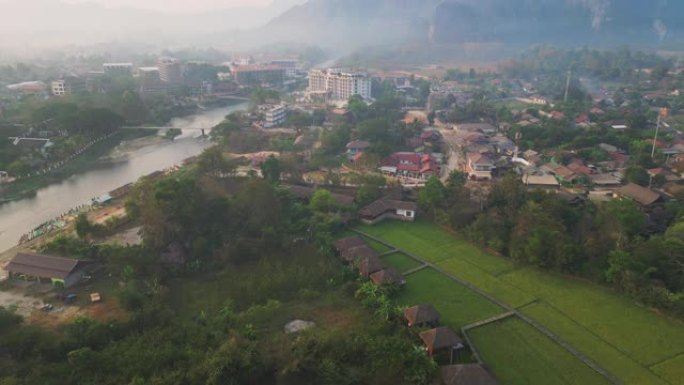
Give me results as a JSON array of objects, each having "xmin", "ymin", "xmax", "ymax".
[
  {"xmin": 524, "ymin": 174, "xmax": 560, "ymax": 190},
  {"xmin": 356, "ymin": 255, "xmax": 385, "ymax": 278},
  {"xmin": 370, "ymin": 267, "xmax": 406, "ymax": 286},
  {"xmin": 346, "ymin": 140, "xmax": 371, "ymax": 160},
  {"xmin": 404, "ymin": 304, "xmax": 441, "ymax": 327},
  {"xmin": 615, "ymin": 183, "xmax": 662, "ymax": 207},
  {"xmin": 419, "ymin": 326, "xmax": 464, "ymax": 361},
  {"xmin": 440, "ymin": 364, "xmax": 499, "ymax": 385},
  {"xmin": 359, "ymin": 199, "xmax": 417, "ymax": 225},
  {"xmin": 4, "ymin": 252, "xmax": 90, "ymax": 288}
]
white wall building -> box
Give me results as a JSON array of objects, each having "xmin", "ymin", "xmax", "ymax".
[
  {"xmin": 308, "ymin": 69, "xmax": 372, "ymax": 102},
  {"xmin": 264, "ymin": 105, "xmax": 287, "ymax": 128}
]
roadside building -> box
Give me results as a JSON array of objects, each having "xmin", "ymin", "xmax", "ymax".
[
  {"xmin": 4, "ymin": 252, "xmax": 90, "ymax": 288},
  {"xmin": 358, "ymin": 198, "xmax": 417, "ymax": 224},
  {"xmin": 467, "ymin": 153, "xmax": 495, "ymax": 181}
]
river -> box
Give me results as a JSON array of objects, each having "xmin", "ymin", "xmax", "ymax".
[{"xmin": 0, "ymin": 102, "xmax": 247, "ymax": 253}]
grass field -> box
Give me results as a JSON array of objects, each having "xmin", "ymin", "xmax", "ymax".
[
  {"xmin": 469, "ymin": 318, "xmax": 613, "ymax": 385},
  {"xmin": 380, "ymin": 252, "xmax": 422, "ymax": 273},
  {"xmin": 358, "ymin": 220, "xmax": 684, "ymax": 385},
  {"xmin": 651, "ymin": 354, "xmax": 684, "ymax": 385},
  {"xmin": 398, "ymin": 268, "xmax": 502, "ymax": 329}
]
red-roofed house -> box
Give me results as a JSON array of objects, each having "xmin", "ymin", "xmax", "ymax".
[
  {"xmin": 567, "ymin": 162, "xmax": 592, "ymax": 177},
  {"xmin": 381, "ymin": 152, "xmax": 440, "ymax": 180},
  {"xmin": 551, "ymin": 111, "xmax": 566, "ymax": 120},
  {"xmin": 575, "ymin": 114, "xmax": 590, "ymax": 124}
]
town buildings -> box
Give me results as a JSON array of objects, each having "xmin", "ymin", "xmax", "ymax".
[
  {"xmin": 308, "ymin": 69, "xmax": 372, "ymax": 102},
  {"xmin": 232, "ymin": 64, "xmax": 285, "ymax": 86},
  {"xmin": 103, "ymin": 63, "xmax": 133, "ymax": 77}
]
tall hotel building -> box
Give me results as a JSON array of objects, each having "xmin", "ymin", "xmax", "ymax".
[{"xmin": 308, "ymin": 69, "xmax": 372, "ymax": 102}]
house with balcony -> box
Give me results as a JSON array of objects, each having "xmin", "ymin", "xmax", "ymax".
[{"xmin": 466, "ymin": 153, "xmax": 495, "ymax": 180}]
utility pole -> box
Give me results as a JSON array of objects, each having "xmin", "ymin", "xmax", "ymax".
[
  {"xmin": 563, "ymin": 70, "xmax": 572, "ymax": 103},
  {"xmin": 652, "ymin": 108, "xmax": 669, "ymax": 159}
]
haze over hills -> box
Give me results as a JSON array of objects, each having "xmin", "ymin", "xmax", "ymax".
[
  {"xmin": 247, "ymin": 0, "xmax": 684, "ymax": 51},
  {"xmin": 0, "ymin": 0, "xmax": 306, "ymax": 56},
  {"xmin": 1, "ymin": 0, "xmax": 684, "ymax": 60}
]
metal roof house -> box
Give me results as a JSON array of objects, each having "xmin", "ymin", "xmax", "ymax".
[{"xmin": 4, "ymin": 252, "xmax": 90, "ymax": 288}]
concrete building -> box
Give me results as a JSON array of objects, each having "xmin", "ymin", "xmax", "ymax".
[
  {"xmin": 264, "ymin": 105, "xmax": 287, "ymax": 128},
  {"xmin": 51, "ymin": 75, "xmax": 85, "ymax": 96},
  {"xmin": 231, "ymin": 64, "xmax": 285, "ymax": 86},
  {"xmin": 158, "ymin": 58, "xmax": 183, "ymax": 84},
  {"xmin": 270, "ymin": 59, "xmax": 298, "ymax": 77},
  {"xmin": 308, "ymin": 69, "xmax": 372, "ymax": 102},
  {"xmin": 103, "ymin": 63, "xmax": 133, "ymax": 77},
  {"xmin": 137, "ymin": 67, "xmax": 165, "ymax": 94}
]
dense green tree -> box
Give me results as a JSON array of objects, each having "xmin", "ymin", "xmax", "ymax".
[{"xmin": 260, "ymin": 155, "xmax": 282, "ymax": 182}]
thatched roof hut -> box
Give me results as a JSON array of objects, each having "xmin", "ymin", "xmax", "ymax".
[
  {"xmin": 370, "ymin": 267, "xmax": 406, "ymax": 286},
  {"xmin": 341, "ymin": 245, "xmax": 378, "ymax": 264},
  {"xmin": 419, "ymin": 327, "xmax": 463, "ymax": 356},
  {"xmin": 356, "ymin": 255, "xmax": 385, "ymax": 277},
  {"xmin": 404, "ymin": 304, "xmax": 440, "ymax": 327}
]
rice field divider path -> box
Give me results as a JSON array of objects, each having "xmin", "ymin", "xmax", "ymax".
[{"xmin": 353, "ymin": 229, "xmax": 623, "ymax": 385}]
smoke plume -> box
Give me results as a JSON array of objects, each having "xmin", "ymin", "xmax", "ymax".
[
  {"xmin": 567, "ymin": 0, "xmax": 611, "ymax": 30},
  {"xmin": 653, "ymin": 19, "xmax": 668, "ymax": 41}
]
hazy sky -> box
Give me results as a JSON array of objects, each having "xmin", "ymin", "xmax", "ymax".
[{"xmin": 63, "ymin": 0, "xmax": 288, "ymax": 12}]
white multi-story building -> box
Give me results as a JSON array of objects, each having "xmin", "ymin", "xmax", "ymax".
[
  {"xmin": 51, "ymin": 76, "xmax": 85, "ymax": 96},
  {"xmin": 308, "ymin": 69, "xmax": 372, "ymax": 102},
  {"xmin": 264, "ymin": 105, "xmax": 287, "ymax": 128}
]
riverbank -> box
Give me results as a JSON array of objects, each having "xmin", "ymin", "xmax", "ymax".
[{"xmin": 0, "ymin": 129, "xmax": 157, "ymax": 204}]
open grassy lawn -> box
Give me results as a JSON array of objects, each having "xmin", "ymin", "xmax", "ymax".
[
  {"xmin": 381, "ymin": 252, "xmax": 423, "ymax": 273},
  {"xmin": 469, "ymin": 317, "xmax": 613, "ymax": 385},
  {"xmin": 521, "ymin": 302, "xmax": 668, "ymax": 385},
  {"xmin": 651, "ymin": 354, "xmax": 684, "ymax": 385},
  {"xmin": 505, "ymin": 268, "xmax": 684, "ymax": 368},
  {"xmin": 397, "ymin": 268, "xmax": 503, "ymax": 329},
  {"xmin": 359, "ymin": 220, "xmax": 684, "ymax": 385},
  {"xmin": 360, "ymin": 220, "xmax": 515, "ymax": 276},
  {"xmin": 360, "ymin": 220, "xmax": 536, "ymax": 307}
]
